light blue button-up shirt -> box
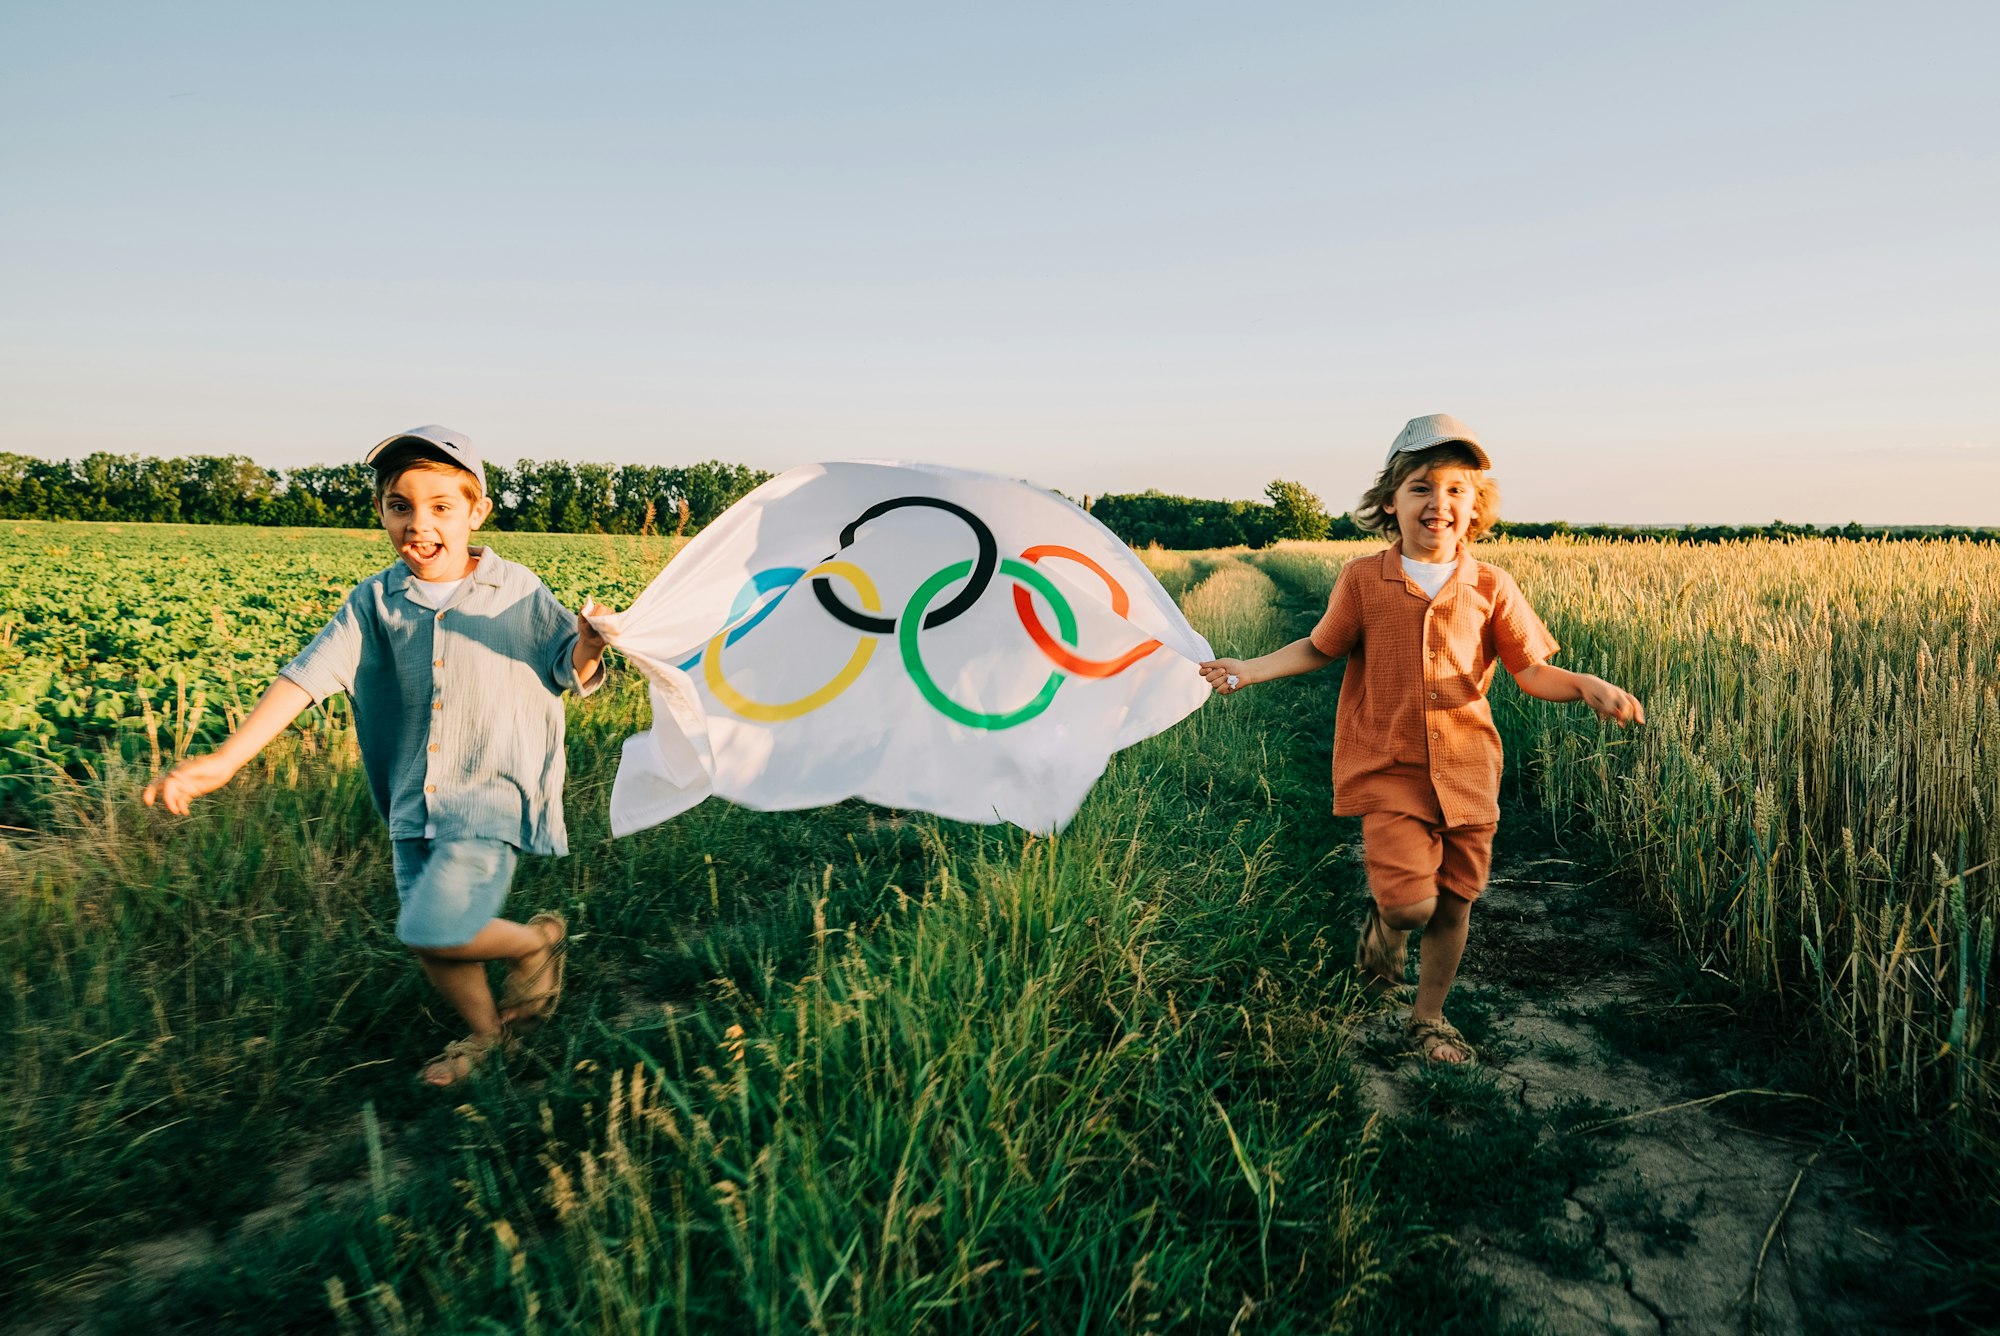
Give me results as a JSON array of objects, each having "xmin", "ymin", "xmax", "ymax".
[{"xmin": 280, "ymin": 547, "xmax": 601, "ymax": 855}]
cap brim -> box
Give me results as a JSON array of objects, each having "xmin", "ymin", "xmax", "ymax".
[{"xmin": 365, "ymin": 434, "xmax": 435, "ymax": 467}]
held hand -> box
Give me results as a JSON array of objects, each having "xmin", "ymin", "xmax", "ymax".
[
  {"xmin": 573, "ymin": 598, "xmax": 618, "ymax": 689},
  {"xmin": 1582, "ymin": 677, "xmax": 1645, "ymax": 728},
  {"xmin": 1198, "ymin": 658, "xmax": 1249, "ymax": 696},
  {"xmin": 140, "ymin": 752, "xmax": 240, "ymax": 815},
  {"xmin": 577, "ymin": 598, "xmax": 614, "ymax": 654}
]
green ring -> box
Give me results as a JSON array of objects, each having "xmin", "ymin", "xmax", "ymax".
[{"xmin": 900, "ymin": 558, "xmax": 1075, "ymax": 730}]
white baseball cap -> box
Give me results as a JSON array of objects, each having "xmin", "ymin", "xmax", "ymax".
[
  {"xmin": 1385, "ymin": 413, "xmax": 1491, "ymax": 470},
  {"xmin": 366, "ymin": 425, "xmax": 487, "ymax": 498}
]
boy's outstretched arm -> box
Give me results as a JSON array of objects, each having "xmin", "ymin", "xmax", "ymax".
[
  {"xmin": 1199, "ymin": 636, "xmax": 1336, "ymax": 696},
  {"xmin": 141, "ymin": 677, "xmax": 315, "ymax": 814},
  {"xmin": 572, "ymin": 599, "xmax": 611, "ymax": 689},
  {"xmin": 1511, "ymin": 662, "xmax": 1645, "ymax": 727}
]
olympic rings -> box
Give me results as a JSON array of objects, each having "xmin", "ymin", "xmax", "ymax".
[
  {"xmin": 813, "ymin": 496, "xmax": 997, "ymax": 634},
  {"xmin": 703, "ymin": 560, "xmax": 881, "ymax": 722},
  {"xmin": 689, "ymin": 500, "xmax": 1169, "ymax": 730},
  {"xmin": 900, "ymin": 558, "xmax": 1071, "ymax": 730},
  {"xmin": 1011, "ymin": 545, "xmax": 1165, "ymax": 679}
]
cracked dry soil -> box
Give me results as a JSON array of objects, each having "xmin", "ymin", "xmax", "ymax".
[{"xmin": 1358, "ymin": 850, "xmax": 1927, "ymax": 1335}]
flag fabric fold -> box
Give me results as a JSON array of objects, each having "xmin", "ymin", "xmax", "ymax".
[{"xmin": 588, "ymin": 460, "xmax": 1214, "ymax": 835}]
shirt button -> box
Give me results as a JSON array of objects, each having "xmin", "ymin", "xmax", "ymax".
[
  {"xmin": 436, "ymin": 611, "xmax": 445, "ymax": 621},
  {"xmin": 1432, "ymin": 730, "xmax": 1441, "ymax": 740},
  {"xmin": 433, "ymin": 700, "xmax": 443, "ymax": 710},
  {"xmin": 428, "ymin": 743, "xmax": 439, "ymax": 753},
  {"xmin": 425, "ymin": 784, "xmax": 436, "ymax": 793},
  {"xmin": 433, "ymin": 658, "xmax": 444, "ymax": 668},
  {"xmin": 1429, "ymin": 691, "xmax": 1438, "ymax": 700}
]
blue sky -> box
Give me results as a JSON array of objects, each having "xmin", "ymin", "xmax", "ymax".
[{"xmin": 2, "ymin": 2, "xmax": 1994, "ymax": 523}]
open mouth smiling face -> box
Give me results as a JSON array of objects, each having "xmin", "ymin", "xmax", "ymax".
[
  {"xmin": 1385, "ymin": 465, "xmax": 1480, "ymax": 562},
  {"xmin": 379, "ymin": 469, "xmax": 493, "ymax": 582}
]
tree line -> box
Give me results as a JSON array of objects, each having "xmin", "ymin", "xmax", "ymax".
[
  {"xmin": 1082, "ymin": 488, "xmax": 1998, "ymax": 547},
  {"xmin": 0, "ymin": 452, "xmax": 1347, "ymax": 544},
  {"xmin": 0, "ymin": 451, "xmax": 1988, "ymax": 546},
  {"xmin": 1087, "ymin": 480, "xmax": 1348, "ymax": 547},
  {"xmin": 0, "ymin": 452, "xmax": 771, "ymax": 535}
]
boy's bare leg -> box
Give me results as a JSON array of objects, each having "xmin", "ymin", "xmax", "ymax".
[
  {"xmin": 1361, "ymin": 908, "xmax": 1414, "ymax": 979},
  {"xmin": 1376, "ymin": 900, "xmax": 1429, "ymax": 951},
  {"xmin": 1410, "ymin": 891, "xmax": 1473, "ymax": 1060},
  {"xmin": 415, "ymin": 955, "xmax": 505, "ymax": 1037},
  {"xmin": 413, "ymin": 918, "xmax": 550, "ymax": 1034},
  {"xmin": 492, "ymin": 917, "xmax": 565, "ymax": 1025}
]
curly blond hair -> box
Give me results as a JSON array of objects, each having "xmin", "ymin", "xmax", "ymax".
[{"xmin": 1353, "ymin": 443, "xmax": 1500, "ymax": 542}]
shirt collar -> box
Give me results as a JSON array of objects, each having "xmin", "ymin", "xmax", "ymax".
[
  {"xmin": 1379, "ymin": 545, "xmax": 1424, "ymax": 600},
  {"xmin": 384, "ymin": 546, "xmax": 504, "ymax": 603},
  {"xmin": 469, "ymin": 546, "xmax": 505, "ymax": 586},
  {"xmin": 1380, "ymin": 543, "xmax": 1477, "ymax": 596}
]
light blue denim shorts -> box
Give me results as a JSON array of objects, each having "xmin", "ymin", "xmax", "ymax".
[{"xmin": 391, "ymin": 838, "xmax": 520, "ymax": 948}]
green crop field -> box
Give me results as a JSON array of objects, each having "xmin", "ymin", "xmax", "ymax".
[
  {"xmin": 0, "ymin": 522, "xmax": 683, "ymax": 799},
  {"xmin": 2, "ymin": 521, "xmax": 1994, "ymax": 1330}
]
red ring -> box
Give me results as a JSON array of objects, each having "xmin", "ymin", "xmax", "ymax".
[{"xmin": 1012, "ymin": 545, "xmax": 1164, "ymax": 679}]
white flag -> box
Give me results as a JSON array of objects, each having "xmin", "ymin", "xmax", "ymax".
[{"xmin": 589, "ymin": 461, "xmax": 1214, "ymax": 835}]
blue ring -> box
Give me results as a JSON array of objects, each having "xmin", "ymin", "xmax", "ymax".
[{"xmin": 676, "ymin": 566, "xmax": 805, "ymax": 670}]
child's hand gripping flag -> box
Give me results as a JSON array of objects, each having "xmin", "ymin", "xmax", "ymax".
[{"xmin": 587, "ymin": 461, "xmax": 1216, "ymax": 835}]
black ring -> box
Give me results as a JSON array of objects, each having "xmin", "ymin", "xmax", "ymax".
[{"xmin": 813, "ymin": 496, "xmax": 998, "ymax": 634}]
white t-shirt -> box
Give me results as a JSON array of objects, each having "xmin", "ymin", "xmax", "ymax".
[
  {"xmin": 1401, "ymin": 553, "xmax": 1456, "ymax": 600},
  {"xmin": 410, "ymin": 576, "xmax": 467, "ymax": 608}
]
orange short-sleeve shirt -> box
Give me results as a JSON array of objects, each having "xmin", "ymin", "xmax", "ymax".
[{"xmin": 1310, "ymin": 545, "xmax": 1558, "ymax": 827}]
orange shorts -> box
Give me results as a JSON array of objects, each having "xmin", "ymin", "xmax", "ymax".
[{"xmin": 1361, "ymin": 811, "xmax": 1497, "ymax": 910}]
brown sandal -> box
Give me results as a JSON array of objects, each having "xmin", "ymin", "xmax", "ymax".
[
  {"xmin": 1354, "ymin": 904, "xmax": 1412, "ymax": 1001},
  {"xmin": 497, "ymin": 912, "xmax": 568, "ymax": 1031},
  {"xmin": 418, "ymin": 1031, "xmax": 515, "ymax": 1088},
  {"xmin": 1405, "ymin": 1015, "xmax": 1478, "ymax": 1065}
]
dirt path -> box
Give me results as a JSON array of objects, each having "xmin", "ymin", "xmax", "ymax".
[{"xmin": 1357, "ymin": 844, "xmax": 1925, "ymax": 1334}]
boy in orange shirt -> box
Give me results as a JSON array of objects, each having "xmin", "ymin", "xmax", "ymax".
[{"xmin": 1201, "ymin": 414, "xmax": 1643, "ymax": 1063}]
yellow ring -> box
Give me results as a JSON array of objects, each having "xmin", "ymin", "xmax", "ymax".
[{"xmin": 703, "ymin": 560, "xmax": 881, "ymax": 722}]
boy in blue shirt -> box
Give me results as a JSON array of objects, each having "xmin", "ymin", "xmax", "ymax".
[{"xmin": 143, "ymin": 426, "xmax": 608, "ymax": 1087}]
